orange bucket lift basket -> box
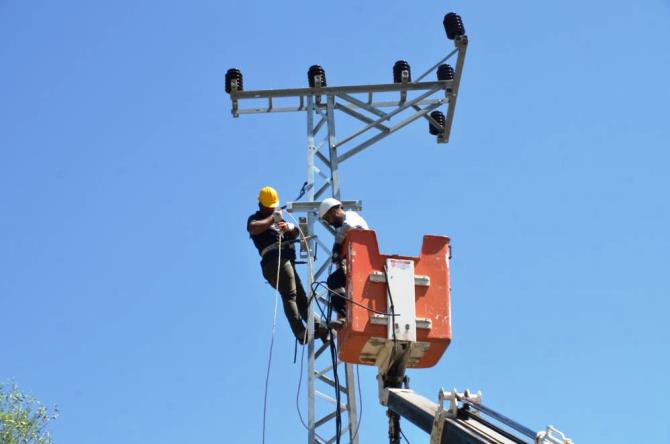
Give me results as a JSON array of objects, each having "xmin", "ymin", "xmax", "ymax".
[{"xmin": 337, "ymin": 229, "xmax": 452, "ymax": 368}]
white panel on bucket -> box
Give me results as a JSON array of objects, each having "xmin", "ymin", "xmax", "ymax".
[{"xmin": 385, "ymin": 258, "xmax": 416, "ymax": 342}]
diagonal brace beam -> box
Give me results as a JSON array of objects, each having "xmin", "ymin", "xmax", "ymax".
[
  {"xmin": 337, "ymin": 93, "xmax": 387, "ymax": 118},
  {"xmin": 333, "ymin": 87, "xmax": 441, "ymax": 149},
  {"xmin": 335, "ymin": 103, "xmax": 390, "ymax": 132},
  {"xmin": 338, "ymin": 101, "xmax": 442, "ymax": 163}
]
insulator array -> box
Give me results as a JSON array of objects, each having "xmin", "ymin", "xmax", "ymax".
[
  {"xmin": 225, "ymin": 68, "xmax": 243, "ymax": 93},
  {"xmin": 308, "ymin": 65, "xmax": 327, "ymax": 88},
  {"xmin": 429, "ymin": 110, "xmax": 446, "ymax": 135},
  {"xmin": 437, "ymin": 64, "xmax": 455, "ymax": 81},
  {"xmin": 393, "ymin": 60, "xmax": 412, "ymax": 83},
  {"xmin": 443, "ymin": 13, "xmax": 465, "ymax": 40}
]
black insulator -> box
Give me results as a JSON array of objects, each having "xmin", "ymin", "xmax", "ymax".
[
  {"xmin": 443, "ymin": 13, "xmax": 465, "ymax": 40},
  {"xmin": 225, "ymin": 68, "xmax": 243, "ymax": 93},
  {"xmin": 437, "ymin": 64, "xmax": 455, "ymax": 81},
  {"xmin": 308, "ymin": 65, "xmax": 327, "ymax": 87},
  {"xmin": 393, "ymin": 60, "xmax": 411, "ymax": 83},
  {"xmin": 429, "ymin": 110, "xmax": 446, "ymax": 135}
]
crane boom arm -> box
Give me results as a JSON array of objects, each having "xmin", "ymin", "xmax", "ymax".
[{"xmin": 382, "ymin": 388, "xmax": 573, "ymax": 444}]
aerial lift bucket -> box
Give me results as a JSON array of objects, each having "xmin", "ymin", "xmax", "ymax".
[{"xmin": 337, "ymin": 230, "xmax": 452, "ymax": 368}]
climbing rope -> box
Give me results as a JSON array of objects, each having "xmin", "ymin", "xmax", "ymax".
[{"xmin": 261, "ymin": 225, "xmax": 282, "ymax": 444}]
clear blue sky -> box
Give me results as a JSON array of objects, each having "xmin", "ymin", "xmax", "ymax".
[{"xmin": 2, "ymin": 1, "xmax": 669, "ymax": 443}]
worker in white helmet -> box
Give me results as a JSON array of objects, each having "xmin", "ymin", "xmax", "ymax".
[
  {"xmin": 319, "ymin": 197, "xmax": 369, "ymax": 329},
  {"xmin": 248, "ymin": 186, "xmax": 330, "ymax": 344}
]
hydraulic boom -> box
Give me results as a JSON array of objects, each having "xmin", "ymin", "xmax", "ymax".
[{"xmin": 380, "ymin": 386, "xmax": 573, "ymax": 444}]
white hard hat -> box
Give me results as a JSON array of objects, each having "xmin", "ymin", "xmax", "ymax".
[{"xmin": 319, "ymin": 197, "xmax": 342, "ymax": 219}]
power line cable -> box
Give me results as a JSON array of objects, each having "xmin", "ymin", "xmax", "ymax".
[
  {"xmin": 285, "ymin": 211, "xmax": 345, "ymax": 443},
  {"xmin": 351, "ymin": 364, "xmax": 363, "ymax": 442},
  {"xmin": 287, "ymin": 211, "xmax": 380, "ymax": 444},
  {"xmin": 311, "ymin": 281, "xmax": 400, "ymax": 317},
  {"xmin": 262, "ymin": 229, "xmax": 282, "ymax": 444},
  {"xmin": 284, "ymin": 211, "xmax": 324, "ymax": 436},
  {"xmin": 295, "ymin": 344, "xmax": 308, "ymax": 430}
]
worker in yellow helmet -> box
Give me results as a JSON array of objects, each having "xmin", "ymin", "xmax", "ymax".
[{"xmin": 247, "ymin": 186, "xmax": 330, "ymax": 344}]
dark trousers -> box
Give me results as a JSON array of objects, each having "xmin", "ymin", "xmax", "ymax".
[
  {"xmin": 326, "ymin": 267, "xmax": 346, "ymax": 317},
  {"xmin": 262, "ymin": 257, "xmax": 309, "ymax": 339}
]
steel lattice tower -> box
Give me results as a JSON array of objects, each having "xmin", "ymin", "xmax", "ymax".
[{"xmin": 227, "ymin": 12, "xmax": 468, "ymax": 443}]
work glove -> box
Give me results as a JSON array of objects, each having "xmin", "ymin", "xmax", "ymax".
[
  {"xmin": 272, "ymin": 208, "xmax": 283, "ymax": 223},
  {"xmin": 278, "ymin": 221, "xmax": 295, "ymax": 233}
]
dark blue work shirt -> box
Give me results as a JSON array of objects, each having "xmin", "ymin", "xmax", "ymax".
[{"xmin": 247, "ymin": 210, "xmax": 297, "ymax": 265}]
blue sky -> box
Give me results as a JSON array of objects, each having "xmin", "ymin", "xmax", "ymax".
[{"xmin": 2, "ymin": 1, "xmax": 669, "ymax": 443}]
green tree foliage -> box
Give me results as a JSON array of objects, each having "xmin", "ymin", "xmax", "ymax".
[{"xmin": 0, "ymin": 382, "xmax": 58, "ymax": 444}]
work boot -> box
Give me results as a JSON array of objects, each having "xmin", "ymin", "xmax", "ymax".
[
  {"xmin": 315, "ymin": 324, "xmax": 331, "ymax": 344},
  {"xmin": 297, "ymin": 326, "xmax": 330, "ymax": 345},
  {"xmin": 328, "ymin": 312, "xmax": 347, "ymax": 331}
]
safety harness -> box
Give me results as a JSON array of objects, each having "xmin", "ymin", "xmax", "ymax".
[{"xmin": 260, "ymin": 240, "xmax": 295, "ymax": 258}]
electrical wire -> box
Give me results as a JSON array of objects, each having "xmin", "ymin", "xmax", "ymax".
[
  {"xmin": 294, "ymin": 285, "xmax": 367, "ymax": 444},
  {"xmin": 280, "ymin": 181, "xmax": 309, "ymax": 210},
  {"xmin": 311, "ymin": 281, "xmax": 400, "ymax": 317},
  {"xmin": 384, "ymin": 264, "xmax": 399, "ymax": 345},
  {"xmin": 382, "ymin": 264, "xmax": 399, "ymax": 372},
  {"xmin": 325, "ymin": 288, "xmax": 342, "ymax": 444},
  {"xmin": 350, "ymin": 364, "xmax": 363, "ymax": 442},
  {"xmin": 312, "ymin": 283, "xmax": 369, "ymax": 444},
  {"xmin": 287, "ymin": 210, "xmax": 387, "ymax": 444},
  {"xmin": 284, "ymin": 209, "xmax": 411, "ymax": 444},
  {"xmin": 308, "ymin": 272, "xmax": 405, "ymax": 444},
  {"xmin": 262, "ymin": 227, "xmax": 282, "ymax": 444},
  {"xmin": 260, "ymin": 206, "xmax": 353, "ymax": 443},
  {"xmin": 309, "ymin": 279, "xmax": 393, "ymax": 443},
  {"xmin": 284, "ymin": 210, "xmax": 345, "ymax": 443},
  {"xmin": 295, "ymin": 344, "xmax": 308, "ymax": 429},
  {"xmin": 304, "ymin": 282, "xmax": 342, "ymax": 443},
  {"xmin": 330, "ymin": 325, "xmax": 342, "ymax": 443},
  {"xmin": 383, "ymin": 264, "xmax": 407, "ymax": 444},
  {"xmin": 308, "ymin": 285, "xmax": 330, "ymax": 321},
  {"xmin": 283, "ymin": 210, "xmax": 324, "ymax": 435},
  {"xmin": 294, "ymin": 332, "xmax": 364, "ymax": 444}
]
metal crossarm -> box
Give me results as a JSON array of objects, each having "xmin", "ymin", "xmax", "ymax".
[{"xmin": 228, "ymin": 36, "xmax": 467, "ymax": 146}]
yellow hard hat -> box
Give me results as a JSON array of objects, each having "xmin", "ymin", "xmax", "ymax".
[{"xmin": 258, "ymin": 186, "xmax": 279, "ymax": 208}]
